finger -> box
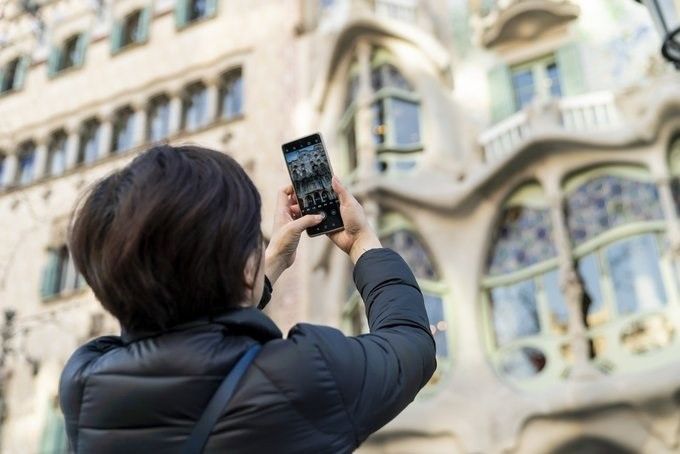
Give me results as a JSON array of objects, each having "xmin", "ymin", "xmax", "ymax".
[
  {"xmin": 289, "ymin": 203, "xmax": 302, "ymax": 219},
  {"xmin": 277, "ymin": 186, "xmax": 291, "ymax": 210},
  {"xmin": 331, "ymin": 176, "xmax": 349, "ymax": 204},
  {"xmin": 289, "ymin": 213, "xmax": 324, "ymax": 232}
]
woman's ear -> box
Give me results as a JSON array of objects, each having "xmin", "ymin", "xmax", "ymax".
[{"xmin": 243, "ymin": 250, "xmax": 258, "ymax": 291}]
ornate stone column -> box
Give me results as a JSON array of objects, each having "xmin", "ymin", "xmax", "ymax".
[
  {"xmin": 546, "ymin": 187, "xmax": 600, "ymax": 379},
  {"xmin": 32, "ymin": 136, "xmax": 49, "ymax": 180},
  {"xmin": 204, "ymin": 75, "xmax": 221, "ymax": 125},
  {"xmin": 168, "ymin": 88, "xmax": 184, "ymax": 137},
  {"xmin": 65, "ymin": 122, "xmax": 81, "ymax": 169},
  {"xmin": 98, "ymin": 110, "xmax": 114, "ymax": 159},
  {"xmin": 354, "ymin": 41, "xmax": 377, "ymax": 181},
  {"xmin": 132, "ymin": 100, "xmax": 148, "ymax": 147}
]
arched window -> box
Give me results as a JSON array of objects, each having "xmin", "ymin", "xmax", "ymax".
[
  {"xmin": 342, "ymin": 213, "xmax": 450, "ymax": 386},
  {"xmin": 111, "ymin": 106, "xmax": 135, "ymax": 153},
  {"xmin": 16, "ymin": 141, "xmax": 36, "ymax": 186},
  {"xmin": 482, "ymin": 182, "xmax": 565, "ymax": 385},
  {"xmin": 182, "ymin": 81, "xmax": 208, "ymax": 132},
  {"xmin": 219, "ymin": 68, "xmax": 243, "ymax": 120},
  {"xmin": 147, "ymin": 94, "xmax": 170, "ymax": 142},
  {"xmin": 47, "ymin": 130, "xmax": 68, "ymax": 176},
  {"xmin": 565, "ymin": 167, "xmax": 676, "ymax": 366},
  {"xmin": 78, "ymin": 119, "xmax": 101, "ymax": 165},
  {"xmin": 339, "ymin": 48, "xmax": 422, "ymax": 175}
]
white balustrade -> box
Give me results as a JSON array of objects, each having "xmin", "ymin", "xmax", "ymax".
[
  {"xmin": 559, "ymin": 91, "xmax": 620, "ymax": 132},
  {"xmin": 479, "ymin": 110, "xmax": 530, "ymax": 163},
  {"xmin": 374, "ymin": 0, "xmax": 417, "ymax": 22}
]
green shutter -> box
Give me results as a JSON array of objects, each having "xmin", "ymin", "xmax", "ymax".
[
  {"xmin": 110, "ymin": 19, "xmax": 123, "ymax": 53},
  {"xmin": 206, "ymin": 0, "xmax": 218, "ymax": 17},
  {"xmin": 40, "ymin": 250, "xmax": 59, "ymax": 299},
  {"xmin": 556, "ymin": 42, "xmax": 586, "ymax": 97},
  {"xmin": 0, "ymin": 68, "xmax": 4, "ymax": 93},
  {"xmin": 175, "ymin": 0, "xmax": 189, "ymax": 28},
  {"xmin": 47, "ymin": 47, "xmax": 60, "ymax": 77},
  {"xmin": 13, "ymin": 55, "xmax": 29, "ymax": 90},
  {"xmin": 138, "ymin": 5, "xmax": 152, "ymax": 42},
  {"xmin": 488, "ymin": 63, "xmax": 515, "ymax": 123},
  {"xmin": 74, "ymin": 33, "xmax": 89, "ymax": 67}
]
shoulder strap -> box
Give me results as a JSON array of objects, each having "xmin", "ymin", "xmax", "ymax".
[{"xmin": 181, "ymin": 344, "xmax": 262, "ymax": 454}]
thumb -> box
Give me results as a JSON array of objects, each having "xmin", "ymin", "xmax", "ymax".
[
  {"xmin": 289, "ymin": 213, "xmax": 324, "ymax": 233},
  {"xmin": 332, "ymin": 176, "xmax": 350, "ymax": 204}
]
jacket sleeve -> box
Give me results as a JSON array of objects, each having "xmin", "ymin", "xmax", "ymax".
[{"xmin": 288, "ymin": 248, "xmax": 436, "ymax": 444}]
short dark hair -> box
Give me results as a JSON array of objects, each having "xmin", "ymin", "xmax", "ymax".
[{"xmin": 69, "ymin": 145, "xmax": 262, "ymax": 332}]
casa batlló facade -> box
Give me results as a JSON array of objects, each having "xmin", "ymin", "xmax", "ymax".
[{"xmin": 1, "ymin": 0, "xmax": 680, "ymax": 452}]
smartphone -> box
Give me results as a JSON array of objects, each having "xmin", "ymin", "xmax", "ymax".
[{"xmin": 282, "ymin": 133, "xmax": 344, "ymax": 237}]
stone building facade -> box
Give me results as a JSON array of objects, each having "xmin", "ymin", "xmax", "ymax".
[{"xmin": 1, "ymin": 0, "xmax": 680, "ymax": 453}]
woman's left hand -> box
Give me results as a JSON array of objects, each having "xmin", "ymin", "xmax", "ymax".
[{"xmin": 265, "ymin": 186, "xmax": 324, "ymax": 284}]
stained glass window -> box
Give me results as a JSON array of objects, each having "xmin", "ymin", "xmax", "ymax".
[
  {"xmin": 380, "ymin": 229, "xmax": 438, "ymax": 280},
  {"xmin": 566, "ymin": 175, "xmax": 662, "ymax": 246},
  {"xmin": 487, "ymin": 206, "xmax": 556, "ymax": 276}
]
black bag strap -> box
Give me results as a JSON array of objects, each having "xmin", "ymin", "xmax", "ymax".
[{"xmin": 181, "ymin": 344, "xmax": 262, "ymax": 454}]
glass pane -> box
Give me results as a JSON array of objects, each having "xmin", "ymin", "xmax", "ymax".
[
  {"xmin": 490, "ymin": 279, "xmax": 540, "ymax": 347},
  {"xmin": 17, "ymin": 147, "xmax": 35, "ymax": 185},
  {"xmin": 577, "ymin": 253, "xmax": 606, "ymax": 326},
  {"xmin": 671, "ymin": 178, "xmax": 680, "ymax": 215},
  {"xmin": 149, "ymin": 98, "xmax": 170, "ymax": 141},
  {"xmin": 511, "ymin": 69, "xmax": 534, "ymax": 109},
  {"xmin": 606, "ymin": 234, "xmax": 668, "ymax": 315},
  {"xmin": 499, "ymin": 346, "xmax": 546, "ymax": 379},
  {"xmin": 371, "ymin": 101, "xmax": 385, "ymax": 144},
  {"xmin": 221, "ymin": 72, "xmax": 243, "ymax": 119},
  {"xmin": 185, "ymin": 86, "xmax": 207, "ymax": 131},
  {"xmin": 189, "ymin": 0, "xmax": 208, "ymax": 20},
  {"xmin": 546, "ymin": 62, "xmax": 562, "ymax": 98},
  {"xmin": 380, "ymin": 229, "xmax": 438, "ymax": 280},
  {"xmin": 0, "ymin": 155, "xmax": 5, "ymax": 184},
  {"xmin": 48, "ymin": 135, "xmax": 67, "ymax": 175},
  {"xmin": 566, "ymin": 175, "xmax": 663, "ymax": 246},
  {"xmin": 424, "ymin": 293, "xmax": 448, "ymax": 358},
  {"xmin": 621, "ymin": 314, "xmax": 675, "ymax": 354},
  {"xmin": 80, "ymin": 122, "xmax": 100, "ymax": 164},
  {"xmin": 543, "ymin": 269, "xmax": 568, "ymax": 333},
  {"xmin": 391, "ymin": 98, "xmax": 420, "ymax": 146},
  {"xmin": 487, "ymin": 206, "xmax": 556, "ymax": 276},
  {"xmin": 386, "ymin": 64, "xmax": 412, "ymax": 91}
]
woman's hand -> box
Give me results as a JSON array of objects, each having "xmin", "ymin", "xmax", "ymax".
[
  {"xmin": 327, "ymin": 176, "xmax": 382, "ymax": 264},
  {"xmin": 265, "ymin": 186, "xmax": 324, "ymax": 284}
]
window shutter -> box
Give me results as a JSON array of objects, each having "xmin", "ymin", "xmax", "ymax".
[
  {"xmin": 175, "ymin": 0, "xmax": 189, "ymax": 28},
  {"xmin": 0, "ymin": 68, "xmax": 4, "ymax": 92},
  {"xmin": 110, "ymin": 18, "xmax": 123, "ymax": 53},
  {"xmin": 556, "ymin": 42, "xmax": 586, "ymax": 97},
  {"xmin": 206, "ymin": 0, "xmax": 218, "ymax": 17},
  {"xmin": 39, "ymin": 401, "xmax": 68, "ymax": 454},
  {"xmin": 74, "ymin": 33, "xmax": 89, "ymax": 67},
  {"xmin": 47, "ymin": 47, "xmax": 60, "ymax": 77},
  {"xmin": 13, "ymin": 56, "xmax": 29, "ymax": 90},
  {"xmin": 138, "ymin": 5, "xmax": 152, "ymax": 42},
  {"xmin": 40, "ymin": 250, "xmax": 59, "ymax": 299},
  {"xmin": 488, "ymin": 63, "xmax": 515, "ymax": 123}
]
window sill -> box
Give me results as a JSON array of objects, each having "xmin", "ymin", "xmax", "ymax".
[
  {"xmin": 0, "ymin": 87, "xmax": 22, "ymax": 99},
  {"xmin": 111, "ymin": 39, "xmax": 149, "ymax": 57},
  {"xmin": 176, "ymin": 13, "xmax": 217, "ymax": 32},
  {"xmin": 48, "ymin": 64, "xmax": 85, "ymax": 80},
  {"xmin": 41, "ymin": 286, "xmax": 89, "ymax": 304}
]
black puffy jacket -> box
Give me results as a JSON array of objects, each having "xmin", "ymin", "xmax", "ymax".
[{"xmin": 59, "ymin": 249, "xmax": 437, "ymax": 453}]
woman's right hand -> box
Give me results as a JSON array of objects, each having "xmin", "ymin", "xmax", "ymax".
[{"xmin": 328, "ymin": 176, "xmax": 382, "ymax": 264}]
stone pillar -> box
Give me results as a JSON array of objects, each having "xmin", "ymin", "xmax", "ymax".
[
  {"xmin": 132, "ymin": 101, "xmax": 148, "ymax": 146},
  {"xmin": 1, "ymin": 153, "xmax": 18, "ymax": 187},
  {"xmin": 546, "ymin": 188, "xmax": 600, "ymax": 379},
  {"xmin": 355, "ymin": 41, "xmax": 377, "ymax": 181},
  {"xmin": 655, "ymin": 174, "xmax": 680, "ymax": 281},
  {"xmin": 168, "ymin": 90, "xmax": 183, "ymax": 136},
  {"xmin": 32, "ymin": 136, "xmax": 49, "ymax": 180},
  {"xmin": 204, "ymin": 75, "xmax": 221, "ymax": 125},
  {"xmin": 98, "ymin": 112, "xmax": 114, "ymax": 159},
  {"xmin": 65, "ymin": 124, "xmax": 81, "ymax": 169}
]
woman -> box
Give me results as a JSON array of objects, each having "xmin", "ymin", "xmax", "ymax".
[{"xmin": 60, "ymin": 145, "xmax": 436, "ymax": 453}]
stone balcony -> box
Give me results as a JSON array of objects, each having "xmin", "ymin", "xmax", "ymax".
[{"xmin": 479, "ymin": 91, "xmax": 622, "ymax": 164}]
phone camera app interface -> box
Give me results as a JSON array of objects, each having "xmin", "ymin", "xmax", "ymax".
[{"xmin": 286, "ymin": 141, "xmax": 338, "ymax": 217}]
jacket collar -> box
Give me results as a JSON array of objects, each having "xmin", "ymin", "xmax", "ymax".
[{"xmin": 120, "ymin": 307, "xmax": 283, "ymax": 345}]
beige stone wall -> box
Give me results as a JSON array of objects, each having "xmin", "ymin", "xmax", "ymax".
[{"xmin": 2, "ymin": 0, "xmax": 680, "ymax": 453}]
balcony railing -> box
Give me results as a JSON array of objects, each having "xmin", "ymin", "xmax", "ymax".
[{"xmin": 479, "ymin": 91, "xmax": 622, "ymax": 164}]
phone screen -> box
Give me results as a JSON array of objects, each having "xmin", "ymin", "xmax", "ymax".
[{"xmin": 282, "ymin": 133, "xmax": 344, "ymax": 236}]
